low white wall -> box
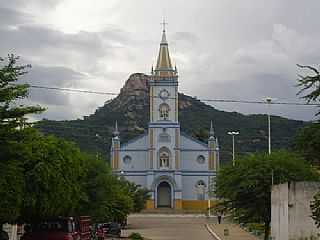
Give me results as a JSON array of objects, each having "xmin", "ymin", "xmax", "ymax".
[
  {"xmin": 271, "ymin": 181, "xmax": 320, "ymax": 240},
  {"xmin": 3, "ymin": 224, "xmax": 18, "ymax": 240}
]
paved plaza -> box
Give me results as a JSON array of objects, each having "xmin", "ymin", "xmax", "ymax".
[
  {"xmin": 121, "ymin": 215, "xmax": 261, "ymax": 240},
  {"xmin": 123, "ymin": 215, "xmax": 217, "ymax": 240}
]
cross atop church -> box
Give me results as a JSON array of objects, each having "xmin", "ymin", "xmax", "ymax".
[{"xmin": 161, "ymin": 18, "xmax": 168, "ymax": 31}]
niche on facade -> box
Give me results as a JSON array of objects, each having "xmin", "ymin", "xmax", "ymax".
[
  {"xmin": 158, "ymin": 147, "xmax": 171, "ymax": 169},
  {"xmin": 159, "ymin": 103, "xmax": 170, "ymax": 120}
]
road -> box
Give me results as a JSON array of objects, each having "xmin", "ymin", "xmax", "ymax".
[{"xmin": 123, "ymin": 215, "xmax": 217, "ymax": 240}]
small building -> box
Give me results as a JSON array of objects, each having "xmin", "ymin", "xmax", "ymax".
[{"xmin": 110, "ymin": 26, "xmax": 219, "ymax": 210}]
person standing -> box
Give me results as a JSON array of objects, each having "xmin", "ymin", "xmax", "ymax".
[{"xmin": 217, "ymin": 212, "xmax": 223, "ymax": 224}]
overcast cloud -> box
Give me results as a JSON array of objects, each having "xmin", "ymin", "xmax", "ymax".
[{"xmin": 1, "ymin": 0, "xmax": 319, "ymax": 121}]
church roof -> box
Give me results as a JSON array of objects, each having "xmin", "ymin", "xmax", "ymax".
[{"xmin": 153, "ymin": 28, "xmax": 176, "ymax": 77}]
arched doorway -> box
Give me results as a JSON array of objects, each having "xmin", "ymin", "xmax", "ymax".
[{"xmin": 157, "ymin": 181, "xmax": 171, "ymax": 208}]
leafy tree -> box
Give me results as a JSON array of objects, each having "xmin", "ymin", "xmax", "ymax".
[
  {"xmin": 121, "ymin": 180, "xmax": 150, "ymax": 212},
  {"xmin": 296, "ymin": 64, "xmax": 320, "ymax": 115},
  {"xmin": 18, "ymin": 129, "xmax": 85, "ymax": 222},
  {"xmin": 78, "ymin": 155, "xmax": 134, "ymax": 223},
  {"xmin": 215, "ymin": 150, "xmax": 319, "ymax": 240},
  {"xmin": 0, "ymin": 55, "xmax": 44, "ymax": 128},
  {"xmin": 294, "ymin": 122, "xmax": 320, "ymax": 166},
  {"xmin": 0, "ymin": 55, "xmax": 138, "ymax": 226},
  {"xmin": 0, "ymin": 55, "xmax": 43, "ymax": 225}
]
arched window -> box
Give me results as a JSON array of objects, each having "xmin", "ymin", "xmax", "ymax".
[
  {"xmin": 195, "ymin": 180, "xmax": 206, "ymax": 200},
  {"xmin": 159, "ymin": 147, "xmax": 170, "ymax": 169},
  {"xmin": 159, "ymin": 103, "xmax": 170, "ymax": 120}
]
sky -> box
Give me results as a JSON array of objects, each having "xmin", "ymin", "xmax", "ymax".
[{"xmin": 1, "ymin": 0, "xmax": 320, "ymax": 121}]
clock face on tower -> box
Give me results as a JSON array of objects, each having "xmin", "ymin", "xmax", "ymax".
[{"xmin": 159, "ymin": 89, "xmax": 170, "ymax": 100}]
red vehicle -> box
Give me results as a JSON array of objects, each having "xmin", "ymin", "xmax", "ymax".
[
  {"xmin": 76, "ymin": 216, "xmax": 91, "ymax": 240},
  {"xmin": 96, "ymin": 226, "xmax": 105, "ymax": 240},
  {"xmin": 21, "ymin": 216, "xmax": 91, "ymax": 240}
]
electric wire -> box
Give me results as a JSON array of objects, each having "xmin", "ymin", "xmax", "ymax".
[{"xmin": 11, "ymin": 83, "xmax": 319, "ymax": 107}]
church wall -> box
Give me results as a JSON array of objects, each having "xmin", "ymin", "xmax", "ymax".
[
  {"xmin": 181, "ymin": 175, "xmax": 209, "ymax": 200},
  {"xmin": 180, "ymin": 135, "xmax": 209, "ymax": 171},
  {"xmin": 123, "ymin": 175, "xmax": 146, "ymax": 188},
  {"xmin": 180, "ymin": 151, "xmax": 209, "ymax": 171},
  {"xmin": 119, "ymin": 134, "xmax": 148, "ymax": 171},
  {"xmin": 119, "ymin": 151, "xmax": 148, "ymax": 171},
  {"xmin": 152, "ymin": 127, "xmax": 177, "ymax": 169}
]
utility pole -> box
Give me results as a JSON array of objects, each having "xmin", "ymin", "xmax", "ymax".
[{"xmin": 227, "ymin": 131, "xmax": 239, "ymax": 166}]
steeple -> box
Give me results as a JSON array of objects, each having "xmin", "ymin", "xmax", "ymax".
[
  {"xmin": 113, "ymin": 121, "xmax": 119, "ymax": 138},
  {"xmin": 209, "ymin": 120, "xmax": 215, "ymax": 140},
  {"xmin": 153, "ymin": 20, "xmax": 176, "ymax": 78}
]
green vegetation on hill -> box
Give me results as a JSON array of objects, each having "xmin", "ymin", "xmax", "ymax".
[{"xmin": 35, "ymin": 73, "xmax": 305, "ymax": 164}]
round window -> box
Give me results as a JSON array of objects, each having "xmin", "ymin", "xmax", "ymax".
[
  {"xmin": 197, "ymin": 155, "xmax": 205, "ymax": 164},
  {"xmin": 123, "ymin": 155, "xmax": 132, "ymax": 164}
]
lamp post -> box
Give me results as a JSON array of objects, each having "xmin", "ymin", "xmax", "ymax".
[
  {"xmin": 263, "ymin": 97, "xmax": 277, "ymax": 155},
  {"xmin": 227, "ymin": 131, "xmax": 239, "ymax": 166},
  {"xmin": 119, "ymin": 170, "xmax": 125, "ymax": 180}
]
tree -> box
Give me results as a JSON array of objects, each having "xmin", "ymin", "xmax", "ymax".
[
  {"xmin": 78, "ymin": 155, "xmax": 134, "ymax": 223},
  {"xmin": 215, "ymin": 150, "xmax": 319, "ymax": 240},
  {"xmin": 0, "ymin": 55, "xmax": 43, "ymax": 225},
  {"xmin": 120, "ymin": 180, "xmax": 150, "ymax": 213},
  {"xmin": 294, "ymin": 122, "xmax": 320, "ymax": 166},
  {"xmin": 18, "ymin": 129, "xmax": 85, "ymax": 222},
  {"xmin": 0, "ymin": 55, "xmax": 44, "ymax": 128},
  {"xmin": 296, "ymin": 64, "xmax": 320, "ymax": 115},
  {"xmin": 0, "ymin": 55, "xmax": 139, "ymax": 226}
]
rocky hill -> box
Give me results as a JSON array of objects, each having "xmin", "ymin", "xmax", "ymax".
[{"xmin": 36, "ymin": 73, "xmax": 305, "ymax": 164}]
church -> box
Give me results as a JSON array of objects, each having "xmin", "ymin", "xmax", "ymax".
[{"xmin": 111, "ymin": 25, "xmax": 220, "ymax": 210}]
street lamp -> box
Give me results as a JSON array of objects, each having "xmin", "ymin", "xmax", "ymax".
[
  {"xmin": 263, "ymin": 97, "xmax": 277, "ymax": 155},
  {"xmin": 227, "ymin": 131, "xmax": 240, "ymax": 166},
  {"xmin": 119, "ymin": 170, "xmax": 125, "ymax": 180}
]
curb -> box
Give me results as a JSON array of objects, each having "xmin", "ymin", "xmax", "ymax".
[{"xmin": 205, "ymin": 224, "xmax": 222, "ymax": 240}]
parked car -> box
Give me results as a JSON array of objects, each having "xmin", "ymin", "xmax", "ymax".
[
  {"xmin": 96, "ymin": 222, "xmax": 121, "ymax": 239},
  {"xmin": 104, "ymin": 222, "xmax": 121, "ymax": 238},
  {"xmin": 21, "ymin": 216, "xmax": 92, "ymax": 240}
]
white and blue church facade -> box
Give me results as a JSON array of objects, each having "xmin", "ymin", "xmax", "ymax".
[{"xmin": 111, "ymin": 27, "xmax": 220, "ymax": 210}]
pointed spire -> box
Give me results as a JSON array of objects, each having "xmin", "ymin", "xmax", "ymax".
[
  {"xmin": 161, "ymin": 29, "xmax": 168, "ymax": 44},
  {"xmin": 113, "ymin": 121, "xmax": 119, "ymax": 137},
  {"xmin": 209, "ymin": 120, "xmax": 215, "ymax": 140},
  {"xmin": 154, "ymin": 19, "xmax": 175, "ymax": 77}
]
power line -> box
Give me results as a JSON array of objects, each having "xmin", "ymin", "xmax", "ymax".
[
  {"xmin": 26, "ymin": 84, "xmax": 118, "ymax": 96},
  {"xmin": 10, "ymin": 83, "xmax": 320, "ymax": 106}
]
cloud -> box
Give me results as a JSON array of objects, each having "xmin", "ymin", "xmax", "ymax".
[
  {"xmin": 19, "ymin": 65, "xmax": 85, "ymax": 105},
  {"xmin": 1, "ymin": 0, "xmax": 320, "ymax": 121},
  {"xmin": 0, "ymin": 7, "xmax": 32, "ymax": 28}
]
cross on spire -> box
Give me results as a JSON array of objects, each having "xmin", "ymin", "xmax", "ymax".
[{"xmin": 161, "ymin": 18, "xmax": 168, "ymax": 31}]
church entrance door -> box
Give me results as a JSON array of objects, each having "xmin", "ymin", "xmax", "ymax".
[{"xmin": 157, "ymin": 182, "xmax": 171, "ymax": 208}]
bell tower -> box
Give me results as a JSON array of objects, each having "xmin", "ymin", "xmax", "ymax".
[{"xmin": 148, "ymin": 21, "xmax": 180, "ymax": 171}]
